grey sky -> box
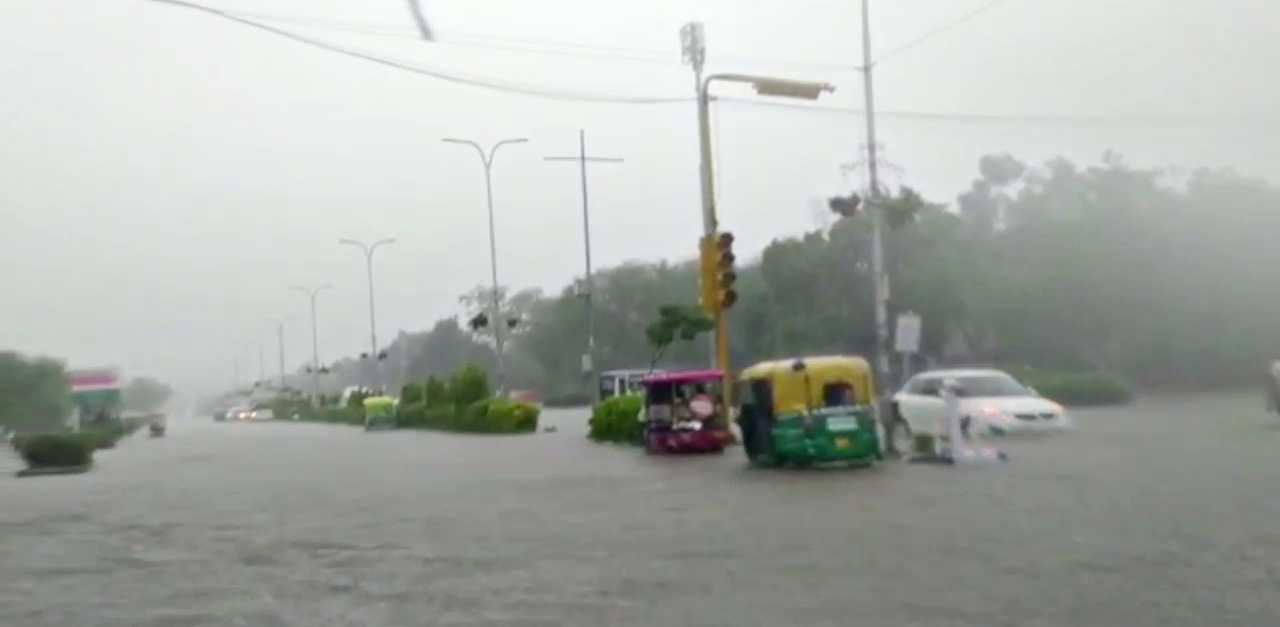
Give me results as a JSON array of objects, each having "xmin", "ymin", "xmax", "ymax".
[{"xmin": 1, "ymin": 0, "xmax": 1272, "ymax": 393}]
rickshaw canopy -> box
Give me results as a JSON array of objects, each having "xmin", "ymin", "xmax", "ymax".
[
  {"xmin": 739, "ymin": 355, "xmax": 874, "ymax": 415},
  {"xmin": 363, "ymin": 396, "xmax": 396, "ymax": 409}
]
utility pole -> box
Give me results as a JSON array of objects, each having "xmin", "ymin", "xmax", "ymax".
[
  {"xmin": 859, "ymin": 0, "xmax": 892, "ymax": 392},
  {"xmin": 680, "ymin": 21, "xmax": 715, "ymax": 368},
  {"xmin": 543, "ymin": 130, "xmax": 623, "ymax": 382}
]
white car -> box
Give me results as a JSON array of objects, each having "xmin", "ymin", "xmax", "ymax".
[
  {"xmin": 226, "ymin": 406, "xmax": 273, "ymax": 422},
  {"xmin": 890, "ymin": 368, "xmax": 1073, "ymax": 441}
]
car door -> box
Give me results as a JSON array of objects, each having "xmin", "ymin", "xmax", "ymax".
[{"xmin": 896, "ymin": 375, "xmax": 946, "ymax": 434}]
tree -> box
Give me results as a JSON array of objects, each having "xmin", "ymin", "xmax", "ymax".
[{"xmin": 0, "ymin": 351, "xmax": 70, "ymax": 433}]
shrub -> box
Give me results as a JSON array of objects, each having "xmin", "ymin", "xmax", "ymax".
[
  {"xmin": 12, "ymin": 432, "xmax": 96, "ymax": 468},
  {"xmin": 395, "ymin": 398, "xmax": 538, "ymax": 433},
  {"xmin": 400, "ymin": 383, "xmax": 424, "ymax": 405},
  {"xmin": 587, "ymin": 394, "xmax": 643, "ymax": 444},
  {"xmin": 423, "ymin": 376, "xmax": 449, "ymax": 407},
  {"xmin": 1018, "ymin": 369, "xmax": 1133, "ymax": 407},
  {"xmin": 80, "ymin": 418, "xmax": 126, "ymax": 449},
  {"xmin": 449, "ymin": 365, "xmax": 491, "ymax": 408}
]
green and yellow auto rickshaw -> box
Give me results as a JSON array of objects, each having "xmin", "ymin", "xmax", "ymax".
[
  {"xmin": 363, "ymin": 396, "xmax": 397, "ymax": 431},
  {"xmin": 736, "ymin": 355, "xmax": 882, "ymax": 468}
]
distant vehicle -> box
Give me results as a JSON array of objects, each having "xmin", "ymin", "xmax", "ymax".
[
  {"xmin": 225, "ymin": 406, "xmax": 251, "ymax": 421},
  {"xmin": 597, "ymin": 369, "xmax": 657, "ymax": 401},
  {"xmin": 890, "ymin": 368, "xmax": 1073, "ymax": 442}
]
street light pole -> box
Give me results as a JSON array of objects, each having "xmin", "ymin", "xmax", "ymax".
[
  {"xmin": 681, "ymin": 22, "xmax": 835, "ymax": 411},
  {"xmin": 291, "ymin": 284, "xmax": 332, "ymax": 401},
  {"xmin": 339, "ymin": 238, "xmax": 395, "ymax": 358},
  {"xmin": 442, "ymin": 136, "xmax": 528, "ymax": 394},
  {"xmin": 543, "ymin": 130, "xmax": 623, "ymax": 382},
  {"xmin": 860, "ymin": 0, "xmax": 891, "ymax": 391},
  {"xmin": 266, "ymin": 318, "xmax": 289, "ymax": 389}
]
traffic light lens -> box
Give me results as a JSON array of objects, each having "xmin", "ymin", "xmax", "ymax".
[
  {"xmin": 718, "ymin": 232, "xmax": 734, "ymax": 248},
  {"xmin": 721, "ymin": 290, "xmax": 738, "ymax": 308},
  {"xmin": 719, "ymin": 252, "xmax": 736, "ymax": 268}
]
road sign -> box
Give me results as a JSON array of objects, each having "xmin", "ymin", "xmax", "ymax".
[{"xmin": 894, "ymin": 312, "xmax": 921, "ymax": 354}]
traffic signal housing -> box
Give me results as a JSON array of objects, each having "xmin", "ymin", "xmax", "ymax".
[
  {"xmin": 697, "ymin": 234, "xmax": 720, "ymax": 314},
  {"xmin": 716, "ymin": 232, "xmax": 737, "ymax": 310}
]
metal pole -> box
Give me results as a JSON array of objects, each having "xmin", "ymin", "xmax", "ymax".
[
  {"xmin": 292, "ymin": 284, "xmax": 331, "ymax": 403},
  {"xmin": 441, "ymin": 138, "xmax": 527, "ymax": 394},
  {"xmin": 684, "ymin": 22, "xmax": 717, "ymax": 371},
  {"xmin": 543, "ymin": 130, "xmax": 623, "ymax": 382},
  {"xmin": 277, "ymin": 320, "xmax": 286, "ymax": 387},
  {"xmin": 861, "ymin": 0, "xmax": 890, "ymax": 390},
  {"xmin": 364, "ymin": 250, "xmax": 378, "ymax": 356},
  {"xmin": 340, "ymin": 239, "xmax": 395, "ymax": 386},
  {"xmin": 480, "ymin": 161, "xmax": 505, "ymax": 392},
  {"xmin": 309, "ymin": 295, "xmax": 320, "ymax": 398},
  {"xmin": 258, "ymin": 344, "xmax": 265, "ymax": 383}
]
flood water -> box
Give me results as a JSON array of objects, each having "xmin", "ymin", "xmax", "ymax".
[{"xmin": 2, "ymin": 395, "xmax": 1279, "ymax": 626}]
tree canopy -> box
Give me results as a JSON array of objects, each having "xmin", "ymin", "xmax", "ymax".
[
  {"xmin": 293, "ymin": 153, "xmax": 1280, "ymax": 396},
  {"xmin": 0, "ymin": 351, "xmax": 71, "ymax": 433}
]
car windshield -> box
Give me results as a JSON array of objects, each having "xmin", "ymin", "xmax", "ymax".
[{"xmin": 956, "ymin": 374, "xmax": 1029, "ymax": 397}]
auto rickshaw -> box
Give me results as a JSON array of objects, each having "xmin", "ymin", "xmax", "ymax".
[
  {"xmin": 736, "ymin": 355, "xmax": 882, "ymax": 467},
  {"xmin": 640, "ymin": 369, "xmax": 732, "ymax": 454},
  {"xmin": 149, "ymin": 417, "xmax": 166, "ymax": 438},
  {"xmin": 363, "ymin": 396, "xmax": 397, "ymax": 431}
]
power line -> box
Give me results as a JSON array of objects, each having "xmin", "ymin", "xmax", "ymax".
[
  {"xmin": 872, "ymin": 0, "xmax": 1018, "ymax": 67},
  {"xmin": 144, "ymin": 0, "xmax": 1260, "ymax": 128},
  {"xmin": 222, "ymin": 8, "xmax": 856, "ymax": 71},
  {"xmin": 145, "ymin": 0, "xmax": 689, "ymax": 104}
]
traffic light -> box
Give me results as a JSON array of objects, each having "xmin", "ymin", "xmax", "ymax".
[
  {"xmin": 716, "ymin": 231, "xmax": 737, "ymax": 310},
  {"xmin": 829, "ymin": 192, "xmax": 861, "ymax": 217},
  {"xmin": 697, "ymin": 234, "xmax": 720, "ymax": 313}
]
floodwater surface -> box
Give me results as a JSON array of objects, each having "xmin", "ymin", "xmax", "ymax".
[{"xmin": 2, "ymin": 394, "xmax": 1279, "ymax": 626}]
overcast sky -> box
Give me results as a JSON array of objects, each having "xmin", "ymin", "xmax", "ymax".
[{"xmin": 1, "ymin": 0, "xmax": 1273, "ymax": 394}]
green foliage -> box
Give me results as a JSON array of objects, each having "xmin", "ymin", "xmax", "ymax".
[
  {"xmin": 346, "ymin": 390, "xmax": 372, "ymax": 409},
  {"xmin": 121, "ymin": 377, "xmax": 172, "ymax": 412},
  {"xmin": 423, "ymin": 376, "xmax": 449, "ymax": 407},
  {"xmin": 644, "ymin": 305, "xmax": 715, "ymax": 369},
  {"xmin": 80, "ymin": 418, "xmax": 127, "ymax": 449},
  {"xmin": 396, "ymin": 398, "xmax": 539, "ymax": 433},
  {"xmin": 400, "ymin": 382, "xmax": 424, "ymax": 405},
  {"xmin": 448, "ymin": 365, "xmax": 491, "ymax": 407},
  {"xmin": 0, "ymin": 352, "xmax": 70, "ymax": 434},
  {"xmin": 587, "ymin": 394, "xmax": 643, "ymax": 445},
  {"xmin": 1015, "ymin": 369, "xmax": 1134, "ymax": 407},
  {"xmin": 12, "ymin": 432, "xmax": 96, "ymax": 468}
]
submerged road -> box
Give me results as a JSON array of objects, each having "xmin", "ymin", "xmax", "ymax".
[{"xmin": 2, "ymin": 394, "xmax": 1279, "ymax": 627}]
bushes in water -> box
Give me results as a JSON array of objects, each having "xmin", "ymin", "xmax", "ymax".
[
  {"xmin": 587, "ymin": 394, "xmax": 643, "ymax": 445},
  {"xmin": 396, "ymin": 397, "xmax": 539, "ymax": 433},
  {"xmin": 11, "ymin": 432, "xmax": 96, "ymax": 468}
]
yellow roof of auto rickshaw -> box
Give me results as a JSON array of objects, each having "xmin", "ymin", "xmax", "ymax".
[
  {"xmin": 739, "ymin": 355, "xmax": 872, "ymax": 379},
  {"xmin": 363, "ymin": 396, "xmax": 397, "ymax": 407}
]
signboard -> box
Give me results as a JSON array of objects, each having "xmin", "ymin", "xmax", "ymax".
[
  {"xmin": 67, "ymin": 367, "xmax": 123, "ymax": 391},
  {"xmin": 894, "ymin": 313, "xmax": 922, "ymax": 355}
]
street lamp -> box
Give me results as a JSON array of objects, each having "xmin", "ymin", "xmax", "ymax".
[
  {"xmin": 339, "ymin": 238, "xmax": 395, "ymax": 359},
  {"xmin": 441, "ymin": 136, "xmax": 528, "ymax": 394},
  {"xmin": 291, "ymin": 284, "xmax": 332, "ymax": 402},
  {"xmin": 694, "ymin": 71, "xmax": 834, "ymax": 411}
]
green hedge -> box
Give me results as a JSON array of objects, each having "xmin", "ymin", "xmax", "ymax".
[
  {"xmin": 11, "ymin": 432, "xmax": 96, "ymax": 468},
  {"xmin": 1014, "ymin": 368, "xmax": 1133, "ymax": 407},
  {"xmin": 587, "ymin": 394, "xmax": 643, "ymax": 444},
  {"xmin": 397, "ymin": 398, "xmax": 540, "ymax": 434}
]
